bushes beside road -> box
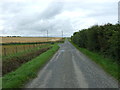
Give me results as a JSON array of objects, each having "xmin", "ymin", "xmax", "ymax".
[{"xmin": 71, "ymin": 24, "xmax": 120, "ymax": 63}]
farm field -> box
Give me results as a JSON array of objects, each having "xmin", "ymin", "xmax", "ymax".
[
  {"xmin": 1, "ymin": 37, "xmax": 63, "ymax": 76},
  {"xmin": 0, "ymin": 37, "xmax": 63, "ymax": 56},
  {"xmin": 1, "ymin": 37, "xmax": 62, "ymax": 44},
  {"xmin": 1, "ymin": 44, "xmax": 47, "ymax": 56}
]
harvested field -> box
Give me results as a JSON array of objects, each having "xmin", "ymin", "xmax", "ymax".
[{"xmin": 1, "ymin": 37, "xmax": 62, "ymax": 44}]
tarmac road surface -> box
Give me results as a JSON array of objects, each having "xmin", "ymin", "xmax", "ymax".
[{"xmin": 25, "ymin": 39, "xmax": 119, "ymax": 88}]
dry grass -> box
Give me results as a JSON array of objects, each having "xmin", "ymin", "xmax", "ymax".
[
  {"xmin": 1, "ymin": 37, "xmax": 62, "ymax": 43},
  {"xmin": 1, "ymin": 44, "xmax": 47, "ymax": 56}
]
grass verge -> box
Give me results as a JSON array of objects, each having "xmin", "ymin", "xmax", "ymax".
[
  {"xmin": 70, "ymin": 40, "xmax": 120, "ymax": 82},
  {"xmin": 2, "ymin": 44, "xmax": 59, "ymax": 88}
]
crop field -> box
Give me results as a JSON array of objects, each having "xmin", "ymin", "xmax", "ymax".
[
  {"xmin": 1, "ymin": 44, "xmax": 47, "ymax": 56},
  {"xmin": 1, "ymin": 37, "xmax": 63, "ymax": 75},
  {"xmin": 0, "ymin": 37, "xmax": 63, "ymax": 56},
  {"xmin": 1, "ymin": 37, "xmax": 62, "ymax": 44}
]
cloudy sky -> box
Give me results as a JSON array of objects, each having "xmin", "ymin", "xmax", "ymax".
[{"xmin": 0, "ymin": 0, "xmax": 119, "ymax": 37}]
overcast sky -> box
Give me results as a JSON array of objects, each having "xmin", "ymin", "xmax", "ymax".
[{"xmin": 0, "ymin": 0, "xmax": 119, "ymax": 37}]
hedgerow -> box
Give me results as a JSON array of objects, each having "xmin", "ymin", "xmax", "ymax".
[{"xmin": 71, "ymin": 23, "xmax": 120, "ymax": 63}]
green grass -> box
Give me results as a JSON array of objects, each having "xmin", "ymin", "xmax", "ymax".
[
  {"xmin": 2, "ymin": 44, "xmax": 59, "ymax": 88},
  {"xmin": 70, "ymin": 41, "xmax": 120, "ymax": 82},
  {"xmin": 0, "ymin": 77, "xmax": 2, "ymax": 89}
]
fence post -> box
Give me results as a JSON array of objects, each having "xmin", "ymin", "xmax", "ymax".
[{"xmin": 4, "ymin": 48, "xmax": 6, "ymax": 56}]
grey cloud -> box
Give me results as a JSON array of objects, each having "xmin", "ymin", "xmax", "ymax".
[
  {"xmin": 40, "ymin": 1, "xmax": 64, "ymax": 20},
  {"xmin": 0, "ymin": 2, "xmax": 25, "ymax": 14},
  {"xmin": 63, "ymin": 1, "xmax": 117, "ymax": 17},
  {"xmin": 11, "ymin": 1, "xmax": 64, "ymax": 30},
  {"xmin": 85, "ymin": 2, "xmax": 118, "ymax": 17},
  {"xmin": 0, "ymin": 0, "xmax": 118, "ymax": 37}
]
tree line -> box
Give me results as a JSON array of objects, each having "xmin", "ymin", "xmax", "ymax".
[{"xmin": 71, "ymin": 23, "xmax": 120, "ymax": 63}]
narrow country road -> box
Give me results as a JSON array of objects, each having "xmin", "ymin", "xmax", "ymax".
[{"xmin": 25, "ymin": 40, "xmax": 119, "ymax": 88}]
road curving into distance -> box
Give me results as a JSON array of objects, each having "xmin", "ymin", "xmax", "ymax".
[{"xmin": 25, "ymin": 39, "xmax": 119, "ymax": 88}]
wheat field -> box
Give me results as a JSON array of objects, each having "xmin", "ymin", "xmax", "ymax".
[
  {"xmin": 0, "ymin": 37, "xmax": 62, "ymax": 56},
  {"xmin": 1, "ymin": 37, "xmax": 62, "ymax": 43}
]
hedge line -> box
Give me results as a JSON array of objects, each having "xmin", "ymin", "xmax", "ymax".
[
  {"xmin": 71, "ymin": 23, "xmax": 120, "ymax": 63},
  {"xmin": 1, "ymin": 41, "xmax": 64, "ymax": 46}
]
